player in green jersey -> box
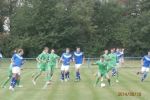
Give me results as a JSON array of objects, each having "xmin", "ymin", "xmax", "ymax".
[
  {"xmin": 44, "ymin": 49, "xmax": 59, "ymax": 86},
  {"xmin": 108, "ymin": 48, "xmax": 119, "ymax": 82},
  {"xmin": 92, "ymin": 56, "xmax": 111, "ymax": 87},
  {"xmin": 32, "ymin": 47, "xmax": 49, "ymax": 85},
  {"xmin": 103, "ymin": 50, "xmax": 109, "ymax": 61}
]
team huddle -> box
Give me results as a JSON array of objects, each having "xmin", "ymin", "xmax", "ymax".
[{"xmin": 0, "ymin": 47, "xmax": 150, "ymax": 91}]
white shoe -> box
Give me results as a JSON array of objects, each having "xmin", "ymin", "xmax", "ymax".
[
  {"xmin": 32, "ymin": 80, "xmax": 36, "ymax": 85},
  {"xmin": 17, "ymin": 85, "xmax": 23, "ymax": 88},
  {"xmin": 9, "ymin": 86, "xmax": 14, "ymax": 91},
  {"xmin": 65, "ymin": 79, "xmax": 68, "ymax": 82},
  {"xmin": 116, "ymin": 80, "xmax": 119, "ymax": 83}
]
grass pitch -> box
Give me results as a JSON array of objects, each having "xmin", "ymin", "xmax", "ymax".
[{"xmin": 0, "ymin": 59, "xmax": 149, "ymax": 100}]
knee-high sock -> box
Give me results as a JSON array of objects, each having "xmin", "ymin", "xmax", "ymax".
[
  {"xmin": 76, "ymin": 71, "xmax": 80, "ymax": 79},
  {"xmin": 141, "ymin": 72, "xmax": 148, "ymax": 82},
  {"xmin": 107, "ymin": 79, "xmax": 111, "ymax": 85},
  {"xmin": 68, "ymin": 72, "xmax": 70, "ymax": 79},
  {"xmin": 112, "ymin": 68, "xmax": 116, "ymax": 76},
  {"xmin": 11, "ymin": 77, "xmax": 17, "ymax": 88},
  {"xmin": 61, "ymin": 71, "xmax": 64, "ymax": 80}
]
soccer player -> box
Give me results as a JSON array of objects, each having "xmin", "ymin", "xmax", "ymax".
[
  {"xmin": 45, "ymin": 49, "xmax": 60, "ymax": 85},
  {"xmin": 59, "ymin": 48, "xmax": 72, "ymax": 82},
  {"xmin": 107, "ymin": 48, "xmax": 119, "ymax": 82},
  {"xmin": 115, "ymin": 48, "xmax": 122, "ymax": 67},
  {"xmin": 1, "ymin": 49, "xmax": 23, "ymax": 88},
  {"xmin": 120, "ymin": 48, "xmax": 125, "ymax": 65},
  {"xmin": 73, "ymin": 47, "xmax": 84, "ymax": 81},
  {"xmin": 137, "ymin": 51, "xmax": 150, "ymax": 82},
  {"xmin": 9, "ymin": 49, "xmax": 24, "ymax": 91},
  {"xmin": 32, "ymin": 47, "xmax": 49, "ymax": 85},
  {"xmin": 92, "ymin": 56, "xmax": 111, "ymax": 87}
]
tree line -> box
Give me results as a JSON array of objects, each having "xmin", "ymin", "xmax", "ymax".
[{"xmin": 0, "ymin": 0, "xmax": 149, "ymax": 57}]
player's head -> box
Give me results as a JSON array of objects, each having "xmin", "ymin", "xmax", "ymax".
[
  {"xmin": 110, "ymin": 48, "xmax": 115, "ymax": 53},
  {"xmin": 100, "ymin": 56, "xmax": 105, "ymax": 62},
  {"xmin": 104, "ymin": 50, "xmax": 108, "ymax": 54},
  {"xmin": 43, "ymin": 47, "xmax": 49, "ymax": 53},
  {"xmin": 17, "ymin": 49, "xmax": 24, "ymax": 55},
  {"xmin": 76, "ymin": 47, "xmax": 80, "ymax": 52},
  {"xmin": 66, "ymin": 48, "xmax": 70, "ymax": 54},
  {"xmin": 51, "ymin": 49, "xmax": 55, "ymax": 53}
]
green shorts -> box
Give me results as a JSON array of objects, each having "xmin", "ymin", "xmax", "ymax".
[
  {"xmin": 47, "ymin": 64, "xmax": 56, "ymax": 71},
  {"xmin": 39, "ymin": 63, "xmax": 47, "ymax": 71},
  {"xmin": 98, "ymin": 71, "xmax": 107, "ymax": 77}
]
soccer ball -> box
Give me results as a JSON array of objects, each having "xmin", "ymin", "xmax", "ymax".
[{"xmin": 100, "ymin": 83, "xmax": 106, "ymax": 88}]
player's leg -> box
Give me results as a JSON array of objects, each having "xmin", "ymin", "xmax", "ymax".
[
  {"xmin": 141, "ymin": 67, "xmax": 149, "ymax": 82},
  {"xmin": 1, "ymin": 76, "xmax": 11, "ymax": 88},
  {"xmin": 94, "ymin": 73, "xmax": 102, "ymax": 87},
  {"xmin": 75, "ymin": 64, "xmax": 81, "ymax": 81},
  {"xmin": 64, "ymin": 66, "xmax": 70, "ymax": 82},
  {"xmin": 32, "ymin": 68, "xmax": 43, "ymax": 85},
  {"xmin": 60, "ymin": 65, "xmax": 65, "ymax": 82},
  {"xmin": 32, "ymin": 63, "xmax": 40, "ymax": 78},
  {"xmin": 9, "ymin": 67, "xmax": 20, "ymax": 91},
  {"xmin": 1, "ymin": 68, "xmax": 12, "ymax": 88},
  {"xmin": 105, "ymin": 73, "xmax": 111, "ymax": 86}
]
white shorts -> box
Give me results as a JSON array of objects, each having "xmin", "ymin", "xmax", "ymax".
[
  {"xmin": 61, "ymin": 65, "xmax": 70, "ymax": 71},
  {"xmin": 12, "ymin": 67, "xmax": 21, "ymax": 75},
  {"xmin": 141, "ymin": 67, "xmax": 149, "ymax": 72},
  {"xmin": 75, "ymin": 64, "xmax": 82, "ymax": 69}
]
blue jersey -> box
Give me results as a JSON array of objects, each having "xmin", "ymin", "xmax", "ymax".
[
  {"xmin": 61, "ymin": 53, "xmax": 72, "ymax": 65},
  {"xmin": 143, "ymin": 56, "xmax": 150, "ymax": 67},
  {"xmin": 74, "ymin": 51, "xmax": 84, "ymax": 64},
  {"xmin": 115, "ymin": 52, "xmax": 122, "ymax": 63},
  {"xmin": 12, "ymin": 54, "xmax": 24, "ymax": 67}
]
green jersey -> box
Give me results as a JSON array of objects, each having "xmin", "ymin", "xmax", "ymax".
[
  {"xmin": 96, "ymin": 61, "xmax": 108, "ymax": 75},
  {"xmin": 108, "ymin": 53, "xmax": 117, "ymax": 66},
  {"xmin": 103, "ymin": 54, "xmax": 109, "ymax": 61},
  {"xmin": 48, "ymin": 53, "xmax": 59, "ymax": 66},
  {"xmin": 37, "ymin": 52, "xmax": 49, "ymax": 70}
]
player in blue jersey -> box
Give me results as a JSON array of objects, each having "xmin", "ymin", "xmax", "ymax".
[
  {"xmin": 9, "ymin": 49, "xmax": 24, "ymax": 91},
  {"xmin": 137, "ymin": 51, "xmax": 150, "ymax": 82},
  {"xmin": 1, "ymin": 49, "xmax": 23, "ymax": 88},
  {"xmin": 73, "ymin": 47, "xmax": 84, "ymax": 81},
  {"xmin": 59, "ymin": 48, "xmax": 72, "ymax": 82}
]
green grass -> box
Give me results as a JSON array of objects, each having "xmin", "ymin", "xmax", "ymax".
[{"xmin": 0, "ymin": 59, "xmax": 149, "ymax": 100}]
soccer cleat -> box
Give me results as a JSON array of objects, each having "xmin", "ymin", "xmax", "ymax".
[
  {"xmin": 32, "ymin": 80, "xmax": 36, "ymax": 85},
  {"xmin": 9, "ymin": 86, "xmax": 14, "ymax": 91}
]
